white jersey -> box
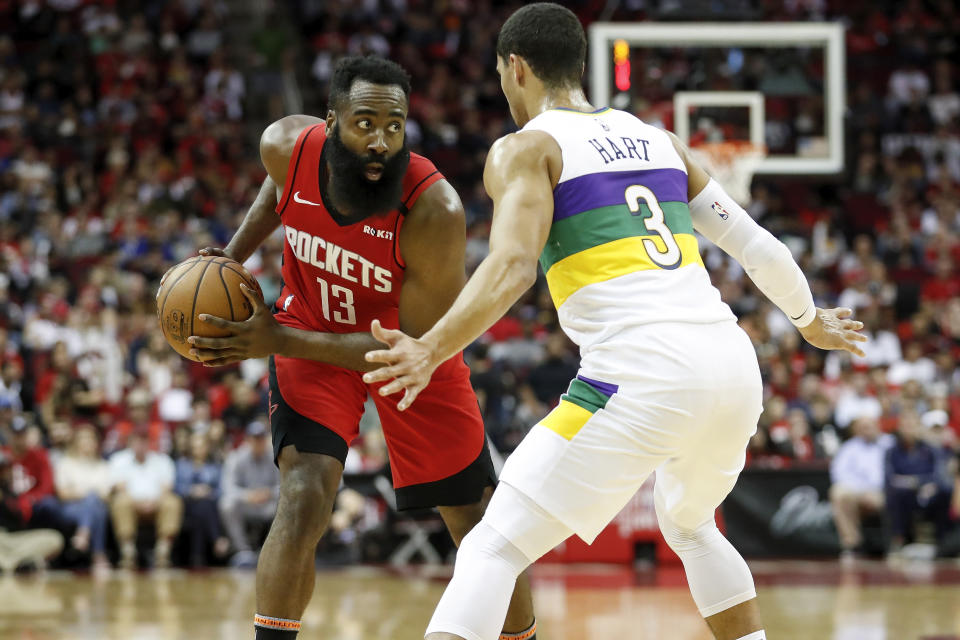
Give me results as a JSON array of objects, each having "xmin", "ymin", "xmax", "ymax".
[{"xmin": 522, "ymin": 107, "xmax": 736, "ymax": 380}]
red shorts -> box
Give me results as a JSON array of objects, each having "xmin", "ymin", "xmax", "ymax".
[{"xmin": 268, "ymin": 354, "xmax": 495, "ymax": 510}]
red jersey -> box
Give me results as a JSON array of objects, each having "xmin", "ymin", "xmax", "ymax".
[
  {"xmin": 266, "ymin": 125, "xmax": 490, "ymax": 496},
  {"xmin": 1, "ymin": 446, "xmax": 54, "ymax": 520},
  {"xmin": 273, "ymin": 122, "xmax": 442, "ymax": 337}
]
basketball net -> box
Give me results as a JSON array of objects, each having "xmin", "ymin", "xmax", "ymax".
[{"xmin": 688, "ymin": 141, "xmax": 766, "ymax": 206}]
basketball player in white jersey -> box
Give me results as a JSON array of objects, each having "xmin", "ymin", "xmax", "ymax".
[{"xmin": 364, "ymin": 4, "xmax": 866, "ymax": 640}]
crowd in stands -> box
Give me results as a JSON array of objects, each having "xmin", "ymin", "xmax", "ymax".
[{"xmin": 0, "ymin": 0, "xmax": 959, "ymax": 569}]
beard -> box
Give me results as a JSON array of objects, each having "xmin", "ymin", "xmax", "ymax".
[{"xmin": 325, "ymin": 125, "xmax": 411, "ymax": 221}]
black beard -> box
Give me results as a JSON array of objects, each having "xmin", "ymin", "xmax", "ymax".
[{"xmin": 324, "ymin": 125, "xmax": 410, "ymax": 221}]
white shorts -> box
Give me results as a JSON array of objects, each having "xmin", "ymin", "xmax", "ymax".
[{"xmin": 499, "ymin": 320, "xmax": 763, "ymax": 542}]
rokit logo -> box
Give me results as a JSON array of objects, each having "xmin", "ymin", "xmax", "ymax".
[{"xmin": 363, "ymin": 225, "xmax": 393, "ymax": 240}]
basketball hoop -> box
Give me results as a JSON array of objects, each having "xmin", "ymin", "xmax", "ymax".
[{"xmin": 689, "ymin": 141, "xmax": 766, "ymax": 206}]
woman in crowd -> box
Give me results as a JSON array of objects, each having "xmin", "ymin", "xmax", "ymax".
[
  {"xmin": 54, "ymin": 423, "xmax": 111, "ymax": 571},
  {"xmin": 175, "ymin": 431, "xmax": 229, "ymax": 567}
]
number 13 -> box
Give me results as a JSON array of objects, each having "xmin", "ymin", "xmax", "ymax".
[{"xmin": 316, "ymin": 277, "xmax": 356, "ymax": 325}]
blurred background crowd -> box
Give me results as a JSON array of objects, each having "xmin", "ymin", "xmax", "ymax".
[{"xmin": 0, "ymin": 0, "xmax": 959, "ymax": 571}]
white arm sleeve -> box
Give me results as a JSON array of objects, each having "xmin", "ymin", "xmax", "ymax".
[{"xmin": 689, "ymin": 179, "xmax": 816, "ymax": 328}]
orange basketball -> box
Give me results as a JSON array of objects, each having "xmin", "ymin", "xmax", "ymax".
[{"xmin": 156, "ymin": 255, "xmax": 264, "ymax": 361}]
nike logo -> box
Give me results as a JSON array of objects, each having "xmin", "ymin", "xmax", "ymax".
[
  {"xmin": 293, "ymin": 191, "xmax": 321, "ymax": 206},
  {"xmin": 268, "ymin": 390, "xmax": 279, "ymax": 422},
  {"xmin": 791, "ymin": 306, "xmax": 810, "ymax": 321}
]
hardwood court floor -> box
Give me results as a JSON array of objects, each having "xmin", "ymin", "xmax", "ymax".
[{"xmin": 1, "ymin": 560, "xmax": 959, "ymax": 640}]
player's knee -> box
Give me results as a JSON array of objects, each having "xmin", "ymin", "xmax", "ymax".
[
  {"xmin": 279, "ymin": 477, "xmax": 335, "ymax": 538},
  {"xmin": 661, "ymin": 519, "xmax": 721, "ymax": 556},
  {"xmin": 276, "ymin": 455, "xmax": 339, "ymax": 542},
  {"xmin": 457, "ymin": 521, "xmax": 531, "ymax": 578},
  {"xmin": 655, "ymin": 500, "xmax": 719, "ymax": 554}
]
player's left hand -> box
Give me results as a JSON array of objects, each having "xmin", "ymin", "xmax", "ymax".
[
  {"xmin": 362, "ymin": 319, "xmax": 439, "ymax": 411},
  {"xmin": 798, "ymin": 307, "xmax": 867, "ymax": 357},
  {"xmin": 188, "ymin": 284, "xmax": 285, "ymax": 366}
]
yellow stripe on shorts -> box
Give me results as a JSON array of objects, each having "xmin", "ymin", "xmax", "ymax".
[
  {"xmin": 540, "ymin": 399, "xmax": 595, "ymax": 441},
  {"xmin": 544, "ymin": 233, "xmax": 703, "ymax": 308}
]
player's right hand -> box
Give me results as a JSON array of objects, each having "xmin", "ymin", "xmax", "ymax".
[
  {"xmin": 798, "ymin": 307, "xmax": 867, "ymax": 357},
  {"xmin": 363, "ymin": 319, "xmax": 439, "ymax": 411}
]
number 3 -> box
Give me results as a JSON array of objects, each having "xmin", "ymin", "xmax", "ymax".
[
  {"xmin": 625, "ymin": 184, "xmax": 682, "ymax": 269},
  {"xmin": 316, "ymin": 277, "xmax": 357, "ymax": 325}
]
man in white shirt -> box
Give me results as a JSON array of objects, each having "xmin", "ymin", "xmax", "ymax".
[
  {"xmin": 829, "ymin": 416, "xmax": 893, "ymax": 558},
  {"xmin": 108, "ymin": 428, "xmax": 182, "ymax": 569}
]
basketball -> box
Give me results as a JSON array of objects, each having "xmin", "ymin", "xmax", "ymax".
[{"xmin": 156, "ymin": 255, "xmax": 264, "ymax": 361}]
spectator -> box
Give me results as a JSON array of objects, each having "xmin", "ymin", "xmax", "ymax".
[
  {"xmin": 186, "ymin": 11, "xmax": 223, "ymax": 59},
  {"xmin": 746, "ymin": 425, "xmax": 783, "ymax": 468},
  {"xmin": 220, "ymin": 382, "xmax": 262, "ymax": 440},
  {"xmin": 927, "ymin": 59, "xmax": 959, "ymax": 127},
  {"xmin": 103, "ymin": 387, "xmax": 169, "ymax": 456},
  {"xmin": 206, "ymin": 419, "xmax": 230, "ymax": 463},
  {"xmin": 54, "ymin": 423, "xmax": 111, "ymax": 571},
  {"xmin": 887, "ymin": 342, "xmax": 937, "ymax": 387},
  {"xmin": 0, "ymin": 394, "xmax": 14, "ymax": 432},
  {"xmin": 170, "ymin": 424, "xmax": 192, "ymax": 461},
  {"xmin": 33, "ymin": 341, "xmax": 73, "ymax": 408},
  {"xmin": 218, "ymin": 421, "xmax": 278, "ymax": 568},
  {"xmin": 487, "ymin": 317, "xmax": 545, "ymax": 368},
  {"xmin": 830, "ymin": 416, "xmax": 892, "ymax": 559},
  {"xmin": 157, "ymin": 368, "xmax": 194, "ymax": 425},
  {"xmin": 885, "ymin": 412, "xmax": 954, "ymax": 554},
  {"xmin": 943, "ymin": 449, "xmax": 960, "ymax": 557},
  {"xmin": 203, "ymin": 53, "xmax": 245, "ymax": 121},
  {"xmin": 469, "ymin": 344, "xmax": 510, "ymax": 440},
  {"xmin": 0, "ymin": 360, "xmax": 24, "ymax": 414},
  {"xmin": 0, "ymin": 417, "xmax": 58, "ymax": 528},
  {"xmin": 834, "ymin": 372, "xmax": 882, "ymax": 430},
  {"xmin": 810, "ymin": 394, "xmax": 841, "ymax": 457},
  {"xmin": 108, "ymin": 429, "xmax": 182, "ymax": 569},
  {"xmin": 524, "ymin": 331, "xmax": 578, "ymax": 408},
  {"xmin": 175, "ymin": 431, "xmax": 229, "ymax": 567},
  {"xmin": 0, "ymin": 451, "xmax": 63, "ymax": 574},
  {"xmin": 44, "ymin": 419, "xmax": 73, "ymax": 466},
  {"xmin": 775, "ymin": 408, "xmax": 823, "ymax": 462},
  {"xmin": 136, "ymin": 332, "xmax": 181, "ymax": 397}
]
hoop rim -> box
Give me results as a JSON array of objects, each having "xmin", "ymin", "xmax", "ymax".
[
  {"xmin": 689, "ymin": 140, "xmax": 768, "ymax": 154},
  {"xmin": 689, "ymin": 141, "xmax": 767, "ymax": 168}
]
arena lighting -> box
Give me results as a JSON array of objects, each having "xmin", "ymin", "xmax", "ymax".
[{"xmin": 613, "ymin": 38, "xmax": 631, "ymax": 92}]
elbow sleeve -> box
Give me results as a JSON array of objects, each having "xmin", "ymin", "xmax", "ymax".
[{"xmin": 690, "ymin": 179, "xmax": 815, "ymax": 327}]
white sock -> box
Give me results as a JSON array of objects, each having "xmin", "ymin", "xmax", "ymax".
[{"xmin": 736, "ymin": 631, "xmax": 766, "ymax": 640}]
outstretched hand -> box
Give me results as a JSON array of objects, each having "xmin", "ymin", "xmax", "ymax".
[
  {"xmin": 798, "ymin": 307, "xmax": 867, "ymax": 358},
  {"xmin": 362, "ymin": 320, "xmax": 440, "ymax": 411},
  {"xmin": 188, "ymin": 284, "xmax": 284, "ymax": 366}
]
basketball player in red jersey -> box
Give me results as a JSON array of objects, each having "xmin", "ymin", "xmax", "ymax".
[{"xmin": 186, "ymin": 57, "xmax": 537, "ymax": 640}]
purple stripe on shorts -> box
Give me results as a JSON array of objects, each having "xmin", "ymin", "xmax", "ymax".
[
  {"xmin": 553, "ymin": 168, "xmax": 688, "ymax": 221},
  {"xmin": 576, "ymin": 375, "xmax": 619, "ymax": 396}
]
